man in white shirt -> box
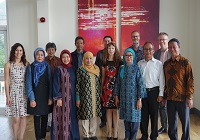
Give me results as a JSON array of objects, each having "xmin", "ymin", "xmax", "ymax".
[{"xmin": 138, "ymin": 42, "xmax": 165, "ymax": 140}]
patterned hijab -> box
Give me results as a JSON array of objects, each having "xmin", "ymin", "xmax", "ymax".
[
  {"xmin": 60, "ymin": 49, "xmax": 72, "ymax": 68},
  {"xmin": 81, "ymin": 51, "xmax": 100, "ymax": 76},
  {"xmin": 32, "ymin": 47, "xmax": 47, "ymax": 86},
  {"xmin": 120, "ymin": 48, "xmax": 136, "ymax": 79}
]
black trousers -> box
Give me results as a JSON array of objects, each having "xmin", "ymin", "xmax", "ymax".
[
  {"xmin": 100, "ymin": 100, "xmax": 106, "ymax": 124},
  {"xmin": 167, "ymin": 100, "xmax": 190, "ymax": 140},
  {"xmin": 159, "ymin": 102, "xmax": 168, "ymax": 129},
  {"xmin": 34, "ymin": 115, "xmax": 48, "ymax": 140},
  {"xmin": 140, "ymin": 88, "xmax": 159, "ymax": 140}
]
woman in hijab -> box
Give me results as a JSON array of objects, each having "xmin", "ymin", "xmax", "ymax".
[
  {"xmin": 113, "ymin": 48, "xmax": 146, "ymax": 140},
  {"xmin": 52, "ymin": 50, "xmax": 80, "ymax": 140},
  {"xmin": 26, "ymin": 47, "xmax": 53, "ymax": 140},
  {"xmin": 76, "ymin": 52, "xmax": 102, "ymax": 140}
]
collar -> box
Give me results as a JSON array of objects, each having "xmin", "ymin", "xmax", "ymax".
[
  {"xmin": 46, "ymin": 55, "xmax": 55, "ymax": 61},
  {"xmin": 130, "ymin": 45, "xmax": 143, "ymax": 51},
  {"xmin": 75, "ymin": 49, "xmax": 84, "ymax": 55},
  {"xmin": 138, "ymin": 45, "xmax": 143, "ymax": 51},
  {"xmin": 161, "ymin": 48, "xmax": 168, "ymax": 52},
  {"xmin": 142, "ymin": 57, "xmax": 156, "ymax": 62},
  {"xmin": 171, "ymin": 55, "xmax": 181, "ymax": 62}
]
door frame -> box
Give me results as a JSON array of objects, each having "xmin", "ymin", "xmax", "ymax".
[{"xmin": 0, "ymin": 26, "xmax": 8, "ymax": 115}]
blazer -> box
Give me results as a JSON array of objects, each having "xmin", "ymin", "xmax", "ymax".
[
  {"xmin": 71, "ymin": 49, "xmax": 86, "ymax": 72},
  {"xmin": 154, "ymin": 49, "xmax": 171, "ymax": 60}
]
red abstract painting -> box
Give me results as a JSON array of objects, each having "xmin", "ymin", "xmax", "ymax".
[
  {"xmin": 121, "ymin": 0, "xmax": 159, "ymax": 54},
  {"xmin": 78, "ymin": 0, "xmax": 116, "ymax": 55}
]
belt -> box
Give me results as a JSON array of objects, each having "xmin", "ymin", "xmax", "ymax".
[{"xmin": 146, "ymin": 86, "xmax": 159, "ymax": 92}]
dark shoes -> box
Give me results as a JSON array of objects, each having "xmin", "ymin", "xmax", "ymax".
[
  {"xmin": 107, "ymin": 137, "xmax": 117, "ymax": 140},
  {"xmin": 99, "ymin": 122, "xmax": 106, "ymax": 128},
  {"xmin": 90, "ymin": 136, "xmax": 98, "ymax": 140},
  {"xmin": 158, "ymin": 127, "xmax": 167, "ymax": 135},
  {"xmin": 83, "ymin": 136, "xmax": 98, "ymax": 140},
  {"xmin": 139, "ymin": 135, "xmax": 148, "ymax": 140}
]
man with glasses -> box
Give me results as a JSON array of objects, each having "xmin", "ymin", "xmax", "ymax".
[
  {"xmin": 138, "ymin": 42, "xmax": 165, "ymax": 140},
  {"xmin": 154, "ymin": 32, "xmax": 171, "ymax": 135},
  {"xmin": 129, "ymin": 30, "xmax": 144, "ymax": 62}
]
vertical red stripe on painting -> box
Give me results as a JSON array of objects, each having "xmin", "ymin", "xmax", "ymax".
[
  {"xmin": 78, "ymin": 0, "xmax": 116, "ymax": 55},
  {"xmin": 121, "ymin": 0, "xmax": 159, "ymax": 55}
]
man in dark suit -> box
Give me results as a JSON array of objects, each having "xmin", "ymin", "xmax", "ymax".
[
  {"xmin": 71, "ymin": 36, "xmax": 86, "ymax": 72},
  {"xmin": 154, "ymin": 32, "xmax": 170, "ymax": 135}
]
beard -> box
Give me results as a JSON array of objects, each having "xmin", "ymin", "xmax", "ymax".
[{"xmin": 133, "ymin": 41, "xmax": 139, "ymax": 46}]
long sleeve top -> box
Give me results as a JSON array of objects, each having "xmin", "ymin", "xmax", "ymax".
[
  {"xmin": 138, "ymin": 57, "xmax": 165, "ymax": 96},
  {"xmin": 163, "ymin": 55, "xmax": 194, "ymax": 101}
]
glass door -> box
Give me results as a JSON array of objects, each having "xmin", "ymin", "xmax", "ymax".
[{"xmin": 0, "ymin": 30, "xmax": 7, "ymax": 115}]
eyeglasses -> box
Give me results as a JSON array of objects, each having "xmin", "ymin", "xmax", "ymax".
[
  {"xmin": 159, "ymin": 39, "xmax": 167, "ymax": 42},
  {"xmin": 125, "ymin": 55, "xmax": 133, "ymax": 58},
  {"xmin": 132, "ymin": 36, "xmax": 139, "ymax": 38},
  {"xmin": 143, "ymin": 48, "xmax": 153, "ymax": 51}
]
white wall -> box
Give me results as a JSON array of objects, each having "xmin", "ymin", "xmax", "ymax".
[
  {"xmin": 7, "ymin": 0, "xmax": 200, "ymax": 110},
  {"xmin": 48, "ymin": 0, "xmax": 77, "ymax": 55},
  {"xmin": 7, "ymin": 0, "xmax": 37, "ymax": 62}
]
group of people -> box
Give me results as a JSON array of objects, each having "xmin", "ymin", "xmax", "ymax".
[{"xmin": 4, "ymin": 31, "xmax": 194, "ymax": 140}]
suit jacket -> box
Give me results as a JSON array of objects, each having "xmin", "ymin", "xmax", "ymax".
[
  {"xmin": 71, "ymin": 49, "xmax": 86, "ymax": 72},
  {"xmin": 154, "ymin": 49, "xmax": 171, "ymax": 61}
]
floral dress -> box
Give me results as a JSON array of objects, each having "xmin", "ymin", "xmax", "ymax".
[
  {"xmin": 102, "ymin": 60, "xmax": 123, "ymax": 109},
  {"xmin": 6, "ymin": 62, "xmax": 28, "ymax": 117}
]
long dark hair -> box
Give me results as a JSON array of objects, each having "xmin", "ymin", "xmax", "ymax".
[
  {"xmin": 9, "ymin": 43, "xmax": 27, "ymax": 66},
  {"xmin": 103, "ymin": 42, "xmax": 122, "ymax": 66}
]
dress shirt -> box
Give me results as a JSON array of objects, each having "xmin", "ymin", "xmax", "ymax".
[
  {"xmin": 163, "ymin": 55, "xmax": 194, "ymax": 101},
  {"xmin": 77, "ymin": 51, "xmax": 84, "ymax": 68},
  {"xmin": 45, "ymin": 55, "xmax": 61, "ymax": 74},
  {"xmin": 138, "ymin": 57, "xmax": 165, "ymax": 96},
  {"xmin": 129, "ymin": 45, "xmax": 144, "ymax": 62},
  {"xmin": 160, "ymin": 49, "xmax": 168, "ymax": 64}
]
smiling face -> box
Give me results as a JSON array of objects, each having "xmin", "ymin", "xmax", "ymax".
[
  {"xmin": 158, "ymin": 34, "xmax": 168, "ymax": 50},
  {"xmin": 125, "ymin": 52, "xmax": 134, "ymax": 64},
  {"xmin": 84, "ymin": 56, "xmax": 93, "ymax": 66},
  {"xmin": 61, "ymin": 53, "xmax": 70, "ymax": 65},
  {"xmin": 15, "ymin": 46, "xmax": 23, "ymax": 60},
  {"xmin": 75, "ymin": 39, "xmax": 84, "ymax": 53},
  {"xmin": 108, "ymin": 45, "xmax": 115, "ymax": 56},
  {"xmin": 35, "ymin": 50, "xmax": 44, "ymax": 62},
  {"xmin": 46, "ymin": 48, "xmax": 56, "ymax": 58},
  {"xmin": 131, "ymin": 31, "xmax": 140, "ymax": 46},
  {"xmin": 143, "ymin": 42, "xmax": 154, "ymax": 61},
  {"xmin": 168, "ymin": 41, "xmax": 180, "ymax": 59}
]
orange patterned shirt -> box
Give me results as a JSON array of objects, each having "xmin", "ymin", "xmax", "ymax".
[
  {"xmin": 163, "ymin": 55, "xmax": 194, "ymax": 101},
  {"xmin": 45, "ymin": 56, "xmax": 61, "ymax": 74}
]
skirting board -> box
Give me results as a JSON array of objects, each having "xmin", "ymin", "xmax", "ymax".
[{"xmin": 190, "ymin": 108, "xmax": 200, "ymax": 117}]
